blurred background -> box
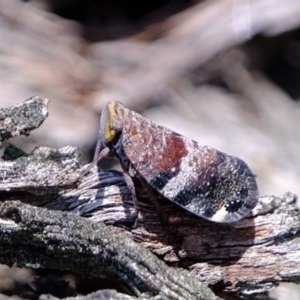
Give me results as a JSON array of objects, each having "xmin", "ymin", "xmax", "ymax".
[{"xmin": 1, "ymin": 0, "xmax": 300, "ymax": 299}]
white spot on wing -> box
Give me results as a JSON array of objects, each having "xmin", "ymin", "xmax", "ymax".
[{"xmin": 209, "ymin": 206, "xmax": 229, "ymax": 222}]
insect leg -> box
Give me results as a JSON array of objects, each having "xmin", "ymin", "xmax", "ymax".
[
  {"xmin": 122, "ymin": 171, "xmax": 139, "ymax": 228},
  {"xmin": 79, "ymin": 147, "xmax": 110, "ymax": 180}
]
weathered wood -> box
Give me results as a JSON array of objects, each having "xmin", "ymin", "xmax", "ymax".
[
  {"xmin": 0, "ymin": 200, "xmax": 221, "ymax": 300},
  {"xmin": 0, "ymin": 97, "xmax": 80, "ymax": 192},
  {"xmin": 58, "ymin": 182, "xmax": 300, "ymax": 296},
  {"xmin": 0, "ymin": 96, "xmax": 48, "ymax": 144},
  {"xmin": 0, "ymin": 98, "xmax": 299, "ymax": 299},
  {"xmin": 0, "ymin": 97, "xmax": 220, "ymax": 299}
]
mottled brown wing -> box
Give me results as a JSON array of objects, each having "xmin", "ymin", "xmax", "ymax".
[{"xmin": 116, "ymin": 107, "xmax": 258, "ymax": 223}]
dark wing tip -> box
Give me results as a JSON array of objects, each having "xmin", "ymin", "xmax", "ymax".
[{"xmin": 206, "ymin": 156, "xmax": 259, "ymax": 223}]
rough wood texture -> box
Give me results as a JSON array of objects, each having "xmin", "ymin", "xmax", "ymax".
[
  {"xmin": 0, "ymin": 200, "xmax": 220, "ymax": 300},
  {"xmin": 0, "ymin": 98, "xmax": 299, "ymax": 300},
  {"xmin": 62, "ymin": 184, "xmax": 300, "ymax": 296},
  {"xmin": 0, "ymin": 96, "xmax": 48, "ymax": 143}
]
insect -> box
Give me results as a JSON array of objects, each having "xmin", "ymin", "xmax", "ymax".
[{"xmin": 93, "ymin": 100, "xmax": 258, "ymax": 223}]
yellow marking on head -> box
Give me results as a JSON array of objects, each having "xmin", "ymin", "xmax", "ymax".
[{"xmin": 104, "ymin": 100, "xmax": 119, "ymax": 143}]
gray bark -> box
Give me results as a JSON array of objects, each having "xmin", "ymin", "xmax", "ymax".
[{"xmin": 0, "ymin": 98, "xmax": 299, "ymax": 299}]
